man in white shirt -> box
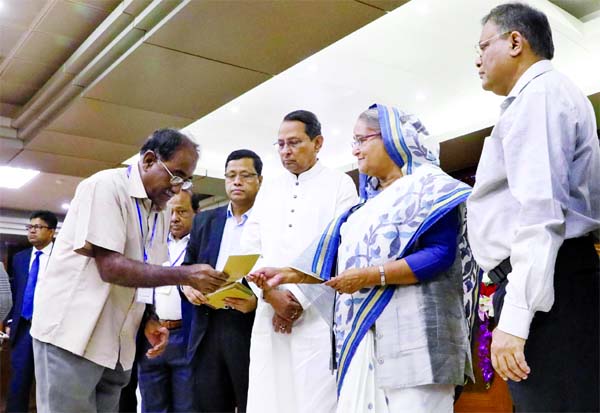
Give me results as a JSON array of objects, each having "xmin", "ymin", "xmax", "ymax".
[
  {"xmin": 138, "ymin": 190, "xmax": 195, "ymax": 412},
  {"xmin": 4, "ymin": 210, "xmax": 56, "ymax": 413},
  {"xmin": 242, "ymin": 110, "xmax": 358, "ymax": 413},
  {"xmin": 468, "ymin": 4, "xmax": 600, "ymax": 411}
]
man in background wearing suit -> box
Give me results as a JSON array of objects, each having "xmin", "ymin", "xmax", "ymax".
[
  {"xmin": 181, "ymin": 149, "xmax": 262, "ymax": 412},
  {"xmin": 4, "ymin": 210, "xmax": 57, "ymax": 413}
]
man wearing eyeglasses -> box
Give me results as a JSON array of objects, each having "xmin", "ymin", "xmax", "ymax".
[
  {"xmin": 28, "ymin": 128, "xmax": 228, "ymax": 412},
  {"xmin": 241, "ymin": 111, "xmax": 358, "ymax": 413},
  {"xmin": 3, "ymin": 210, "xmax": 57, "ymax": 413},
  {"xmin": 136, "ymin": 189, "xmax": 196, "ymax": 413},
  {"xmin": 179, "ymin": 149, "xmax": 262, "ymax": 412},
  {"xmin": 468, "ymin": 3, "xmax": 600, "ymax": 412}
]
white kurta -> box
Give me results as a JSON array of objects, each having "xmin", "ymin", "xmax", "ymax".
[{"xmin": 241, "ymin": 161, "xmax": 358, "ymax": 413}]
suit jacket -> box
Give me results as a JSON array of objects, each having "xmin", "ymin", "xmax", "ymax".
[
  {"xmin": 181, "ymin": 206, "xmax": 255, "ymax": 360},
  {"xmin": 6, "ymin": 247, "xmax": 32, "ymax": 346}
]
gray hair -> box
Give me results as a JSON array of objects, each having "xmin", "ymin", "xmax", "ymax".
[{"xmin": 357, "ymin": 108, "xmax": 381, "ymax": 131}]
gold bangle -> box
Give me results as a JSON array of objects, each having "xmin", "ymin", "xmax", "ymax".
[{"xmin": 379, "ymin": 265, "xmax": 386, "ymax": 286}]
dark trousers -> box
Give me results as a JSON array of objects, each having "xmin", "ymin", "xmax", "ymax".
[
  {"xmin": 493, "ymin": 236, "xmax": 599, "ymax": 412},
  {"xmin": 192, "ymin": 309, "xmax": 254, "ymax": 413},
  {"xmin": 138, "ymin": 327, "xmax": 193, "ymax": 413},
  {"xmin": 119, "ymin": 358, "xmax": 138, "ymax": 413},
  {"xmin": 6, "ymin": 319, "xmax": 34, "ymax": 413}
]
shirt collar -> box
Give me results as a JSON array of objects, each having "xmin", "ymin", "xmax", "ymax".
[
  {"xmin": 284, "ymin": 159, "xmax": 324, "ymax": 182},
  {"xmin": 127, "ymin": 164, "xmax": 149, "ymax": 200},
  {"xmin": 501, "ymin": 60, "xmax": 553, "ymax": 111},
  {"xmin": 226, "ymin": 202, "xmax": 252, "ymax": 225},
  {"xmin": 168, "ymin": 233, "xmax": 190, "ymax": 244},
  {"xmin": 34, "ymin": 242, "xmax": 53, "ymax": 255}
]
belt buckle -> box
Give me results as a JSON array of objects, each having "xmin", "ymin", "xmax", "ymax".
[
  {"xmin": 159, "ymin": 319, "xmax": 182, "ymax": 330},
  {"xmin": 489, "ymin": 257, "xmax": 511, "ymax": 285}
]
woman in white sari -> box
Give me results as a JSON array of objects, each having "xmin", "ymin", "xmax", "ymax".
[{"xmin": 250, "ymin": 104, "xmax": 477, "ymax": 412}]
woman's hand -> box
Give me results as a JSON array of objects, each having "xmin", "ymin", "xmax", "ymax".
[{"xmin": 325, "ymin": 267, "xmax": 377, "ymax": 294}]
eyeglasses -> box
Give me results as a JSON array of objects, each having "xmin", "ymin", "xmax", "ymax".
[
  {"xmin": 25, "ymin": 224, "xmax": 50, "ymax": 231},
  {"xmin": 475, "ymin": 31, "xmax": 511, "ymax": 56},
  {"xmin": 157, "ymin": 159, "xmax": 193, "ymax": 190},
  {"xmin": 351, "ymin": 132, "xmax": 381, "ymax": 148},
  {"xmin": 224, "ymin": 172, "xmax": 258, "ymax": 181},
  {"xmin": 273, "ymin": 139, "xmax": 305, "ymax": 151}
]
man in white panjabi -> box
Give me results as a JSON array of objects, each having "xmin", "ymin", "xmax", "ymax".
[{"xmin": 242, "ymin": 110, "xmax": 358, "ymax": 413}]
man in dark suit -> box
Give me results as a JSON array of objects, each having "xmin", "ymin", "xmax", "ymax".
[
  {"xmin": 4, "ymin": 210, "xmax": 57, "ymax": 413},
  {"xmin": 181, "ymin": 149, "xmax": 262, "ymax": 413}
]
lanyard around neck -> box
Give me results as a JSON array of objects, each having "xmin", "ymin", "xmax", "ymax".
[
  {"xmin": 135, "ymin": 199, "xmax": 158, "ymax": 263},
  {"xmin": 167, "ymin": 238, "xmax": 186, "ymax": 267},
  {"xmin": 128, "ymin": 165, "xmax": 158, "ymax": 263}
]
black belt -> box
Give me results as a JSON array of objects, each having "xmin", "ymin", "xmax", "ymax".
[
  {"xmin": 488, "ymin": 234, "xmax": 595, "ymax": 285},
  {"xmin": 489, "ymin": 257, "xmax": 512, "ymax": 285}
]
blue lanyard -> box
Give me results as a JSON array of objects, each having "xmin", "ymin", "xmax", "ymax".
[
  {"xmin": 135, "ymin": 199, "xmax": 158, "ymax": 263},
  {"xmin": 127, "ymin": 165, "xmax": 159, "ymax": 263},
  {"xmin": 167, "ymin": 242, "xmax": 186, "ymax": 267}
]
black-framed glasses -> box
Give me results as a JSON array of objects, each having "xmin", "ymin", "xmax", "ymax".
[
  {"xmin": 351, "ymin": 132, "xmax": 381, "ymax": 148},
  {"xmin": 25, "ymin": 224, "xmax": 50, "ymax": 231},
  {"xmin": 224, "ymin": 172, "xmax": 258, "ymax": 181},
  {"xmin": 157, "ymin": 159, "xmax": 193, "ymax": 190},
  {"xmin": 475, "ymin": 31, "xmax": 511, "ymax": 56}
]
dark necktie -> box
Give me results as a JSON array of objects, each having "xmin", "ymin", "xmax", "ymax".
[{"xmin": 21, "ymin": 250, "xmax": 42, "ymax": 320}]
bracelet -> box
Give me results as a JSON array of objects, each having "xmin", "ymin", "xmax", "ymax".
[{"xmin": 378, "ymin": 265, "xmax": 386, "ymax": 286}]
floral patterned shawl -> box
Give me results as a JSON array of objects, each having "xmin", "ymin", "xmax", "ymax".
[{"xmin": 295, "ymin": 104, "xmax": 478, "ymax": 394}]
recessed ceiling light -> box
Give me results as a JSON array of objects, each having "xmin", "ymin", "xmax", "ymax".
[
  {"xmin": 416, "ymin": 92, "xmax": 427, "ymax": 101},
  {"xmin": 61, "ymin": 203, "xmax": 70, "ymax": 210},
  {"xmin": 0, "ymin": 166, "xmax": 39, "ymax": 189},
  {"xmin": 230, "ymin": 105, "xmax": 240, "ymax": 114}
]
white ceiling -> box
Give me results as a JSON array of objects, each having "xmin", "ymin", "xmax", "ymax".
[
  {"xmin": 1, "ymin": 0, "xmax": 599, "ymax": 217},
  {"xmin": 183, "ymin": 0, "xmax": 600, "ymax": 178},
  {"xmin": 1, "ymin": 0, "xmax": 400, "ymax": 214}
]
